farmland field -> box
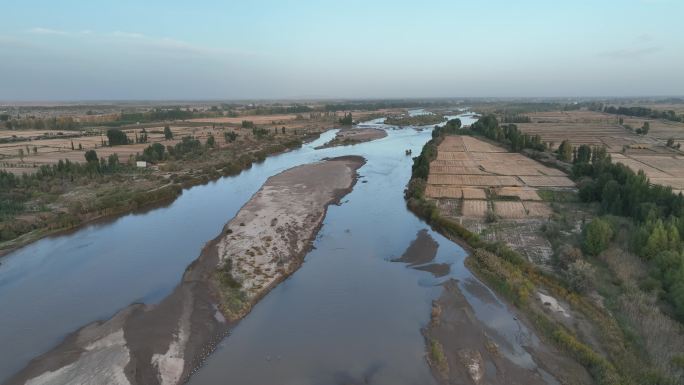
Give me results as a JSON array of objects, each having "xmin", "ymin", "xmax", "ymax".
[
  {"xmin": 425, "ymin": 135, "xmax": 574, "ymax": 219},
  {"xmin": 515, "ymin": 110, "xmax": 684, "ymax": 192}
]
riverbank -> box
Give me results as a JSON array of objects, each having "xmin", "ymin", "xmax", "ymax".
[
  {"xmin": 405, "ymin": 117, "xmax": 684, "ymax": 384},
  {"xmin": 6, "ymin": 156, "xmax": 365, "ymax": 385},
  {"xmin": 315, "ymin": 127, "xmax": 387, "ymax": 149},
  {"xmin": 395, "ymin": 230, "xmax": 589, "ymax": 384},
  {"xmin": 0, "ymin": 131, "xmax": 322, "ymax": 259}
]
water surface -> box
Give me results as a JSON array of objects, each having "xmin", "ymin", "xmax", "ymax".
[{"xmin": 1, "ymin": 114, "xmax": 550, "ymax": 384}]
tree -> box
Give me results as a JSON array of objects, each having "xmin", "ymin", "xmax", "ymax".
[
  {"xmin": 224, "ymin": 131, "xmax": 238, "ymax": 143},
  {"xmin": 164, "ymin": 125, "xmax": 173, "ymax": 140},
  {"xmin": 242, "ymin": 120, "xmax": 254, "ymax": 129},
  {"xmin": 33, "ymin": 147, "xmax": 37, "ymax": 155},
  {"xmin": 18, "ymin": 148, "xmax": 24, "ymax": 162},
  {"xmin": 339, "ymin": 112, "xmax": 353, "ymax": 125},
  {"xmin": 206, "ymin": 134, "xmax": 215, "ymax": 148},
  {"xmin": 667, "ymin": 137, "xmax": 676, "ymax": 147},
  {"xmin": 106, "ymin": 129, "xmax": 129, "ymax": 146},
  {"xmin": 558, "ymin": 140, "xmax": 573, "ymax": 162},
  {"xmin": 71, "ymin": 141, "xmax": 75, "ymax": 150},
  {"xmin": 575, "ymin": 145, "xmax": 592, "ymax": 163},
  {"xmin": 84, "ymin": 150, "xmax": 98, "ymax": 163},
  {"xmin": 78, "ymin": 143, "xmax": 83, "ymax": 150},
  {"xmin": 107, "ymin": 153, "xmax": 119, "ymax": 169},
  {"xmin": 583, "ymin": 218, "xmax": 613, "ymax": 256},
  {"xmin": 636, "ymin": 122, "xmax": 650, "ymax": 135}
]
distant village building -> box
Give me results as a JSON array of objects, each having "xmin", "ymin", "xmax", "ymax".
[{"xmin": 136, "ymin": 161, "xmax": 147, "ymax": 168}]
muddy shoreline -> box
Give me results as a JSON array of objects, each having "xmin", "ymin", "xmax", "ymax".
[
  {"xmin": 6, "ymin": 156, "xmax": 365, "ymax": 385},
  {"xmin": 395, "ymin": 230, "xmax": 590, "ymax": 384}
]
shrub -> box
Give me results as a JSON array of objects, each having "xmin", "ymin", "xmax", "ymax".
[
  {"xmin": 583, "ymin": 218, "xmax": 613, "ymax": 256},
  {"xmin": 566, "ymin": 260, "xmax": 595, "ymax": 293}
]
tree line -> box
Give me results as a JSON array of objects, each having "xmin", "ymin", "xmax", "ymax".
[
  {"xmin": 604, "ymin": 105, "xmax": 682, "ymax": 123},
  {"xmin": 470, "ymin": 115, "xmax": 546, "ymax": 152},
  {"xmin": 572, "ymin": 148, "xmax": 684, "ymax": 320}
]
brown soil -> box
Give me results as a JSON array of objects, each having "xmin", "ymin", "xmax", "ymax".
[{"xmin": 6, "ymin": 156, "xmax": 365, "ymax": 385}]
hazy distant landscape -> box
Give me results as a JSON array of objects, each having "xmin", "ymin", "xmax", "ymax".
[{"xmin": 1, "ymin": 1, "xmax": 684, "ymax": 385}]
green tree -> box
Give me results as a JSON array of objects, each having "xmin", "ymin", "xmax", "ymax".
[
  {"xmin": 558, "ymin": 140, "xmax": 573, "ymax": 162},
  {"xmin": 339, "ymin": 112, "xmax": 353, "ymax": 125},
  {"xmin": 18, "ymin": 148, "xmax": 24, "ymax": 162},
  {"xmin": 164, "ymin": 125, "xmax": 173, "ymax": 140},
  {"xmin": 583, "ymin": 218, "xmax": 613, "ymax": 256},
  {"xmin": 224, "ymin": 131, "xmax": 238, "ymax": 143},
  {"xmin": 206, "ymin": 134, "xmax": 216, "ymax": 148},
  {"xmin": 84, "ymin": 150, "xmax": 98, "ymax": 163},
  {"xmin": 641, "ymin": 121, "xmax": 650, "ymax": 135},
  {"xmin": 575, "ymin": 145, "xmax": 591, "ymax": 163},
  {"xmin": 106, "ymin": 129, "xmax": 129, "ymax": 146}
]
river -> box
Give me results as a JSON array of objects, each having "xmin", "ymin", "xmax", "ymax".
[{"xmin": 0, "ymin": 115, "xmax": 549, "ymax": 384}]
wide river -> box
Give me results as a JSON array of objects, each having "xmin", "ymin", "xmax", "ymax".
[{"xmin": 0, "ymin": 114, "xmax": 548, "ymax": 384}]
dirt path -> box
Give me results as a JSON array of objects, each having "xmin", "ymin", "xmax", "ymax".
[{"xmin": 6, "ymin": 156, "xmax": 365, "ymax": 385}]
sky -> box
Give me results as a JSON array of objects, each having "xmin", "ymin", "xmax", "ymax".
[{"xmin": 0, "ymin": 0, "xmax": 682, "ymax": 100}]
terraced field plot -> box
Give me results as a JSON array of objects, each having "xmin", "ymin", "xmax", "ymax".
[
  {"xmin": 517, "ymin": 110, "xmax": 651, "ymax": 151},
  {"xmin": 425, "ymin": 136, "xmax": 574, "ymax": 219},
  {"xmin": 515, "ymin": 110, "xmax": 684, "ymax": 193}
]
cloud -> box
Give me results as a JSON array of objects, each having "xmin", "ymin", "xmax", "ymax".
[
  {"xmin": 636, "ymin": 33, "xmax": 653, "ymax": 42},
  {"xmin": 598, "ymin": 46, "xmax": 661, "ymax": 59},
  {"xmin": 28, "ymin": 27, "xmax": 69, "ymax": 35},
  {"xmin": 110, "ymin": 31, "xmax": 146, "ymax": 39}
]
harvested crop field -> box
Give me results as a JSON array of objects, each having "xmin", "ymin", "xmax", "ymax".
[
  {"xmin": 425, "ymin": 135, "xmax": 574, "ymax": 219},
  {"xmin": 493, "ymin": 201, "xmax": 527, "ymax": 219},
  {"xmin": 462, "ymin": 200, "xmax": 488, "ymax": 218},
  {"xmin": 424, "ymin": 135, "xmax": 571, "ymax": 265},
  {"xmin": 495, "ymin": 187, "xmax": 541, "ymax": 201},
  {"xmin": 517, "ymin": 110, "xmax": 651, "ymax": 151},
  {"xmin": 512, "ymin": 110, "xmax": 684, "ymax": 191}
]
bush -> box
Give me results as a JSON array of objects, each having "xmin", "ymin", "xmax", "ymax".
[
  {"xmin": 555, "ymin": 245, "xmax": 583, "ymax": 269},
  {"xmin": 583, "ymin": 218, "xmax": 614, "ymax": 256},
  {"xmin": 566, "ymin": 260, "xmax": 595, "ymax": 293}
]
